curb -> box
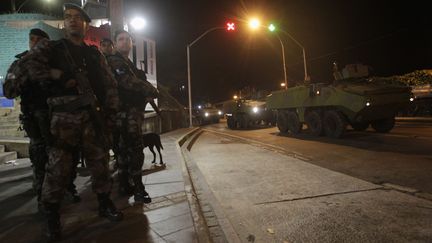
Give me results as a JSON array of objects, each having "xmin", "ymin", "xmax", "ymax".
[
  {"xmin": 396, "ymin": 117, "xmax": 432, "ymax": 123},
  {"xmin": 176, "ymin": 127, "xmax": 212, "ymax": 243},
  {"xmin": 179, "ymin": 129, "xmax": 243, "ymax": 243}
]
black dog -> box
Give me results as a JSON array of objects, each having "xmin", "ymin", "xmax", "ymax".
[{"xmin": 142, "ymin": 133, "xmax": 164, "ymax": 165}]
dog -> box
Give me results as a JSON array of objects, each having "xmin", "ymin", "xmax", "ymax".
[{"xmin": 142, "ymin": 133, "xmax": 164, "ymax": 165}]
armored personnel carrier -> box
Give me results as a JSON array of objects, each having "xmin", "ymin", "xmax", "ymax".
[
  {"xmin": 267, "ymin": 64, "xmax": 412, "ymax": 138},
  {"xmin": 224, "ymin": 98, "xmax": 275, "ymax": 129}
]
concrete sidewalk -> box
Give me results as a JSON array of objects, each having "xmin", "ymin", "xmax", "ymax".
[{"xmin": 0, "ymin": 128, "xmax": 206, "ymax": 243}]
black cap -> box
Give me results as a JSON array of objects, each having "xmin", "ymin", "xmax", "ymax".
[
  {"xmin": 100, "ymin": 38, "xmax": 113, "ymax": 45},
  {"xmin": 63, "ymin": 3, "xmax": 91, "ymax": 23},
  {"xmin": 29, "ymin": 28, "xmax": 50, "ymax": 39}
]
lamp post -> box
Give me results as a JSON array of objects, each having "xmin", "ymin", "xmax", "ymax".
[
  {"xmin": 252, "ymin": 20, "xmax": 288, "ymax": 89},
  {"xmin": 187, "ymin": 27, "xmax": 224, "ymax": 127},
  {"xmin": 279, "ymin": 29, "xmax": 309, "ymax": 81},
  {"xmin": 276, "ymin": 34, "xmax": 288, "ymax": 89}
]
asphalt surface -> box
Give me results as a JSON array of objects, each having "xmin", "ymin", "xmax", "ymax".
[
  {"xmin": 188, "ymin": 128, "xmax": 432, "ymax": 242},
  {"xmin": 203, "ymin": 119, "xmax": 432, "ymax": 194}
]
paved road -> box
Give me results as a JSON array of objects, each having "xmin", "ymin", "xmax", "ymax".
[
  {"xmin": 203, "ymin": 120, "xmax": 432, "ymax": 194},
  {"xmin": 187, "ymin": 126, "xmax": 432, "ymax": 242}
]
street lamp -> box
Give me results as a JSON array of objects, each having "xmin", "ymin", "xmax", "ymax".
[
  {"xmin": 248, "ymin": 18, "xmax": 261, "ymax": 30},
  {"xmin": 247, "ymin": 20, "xmax": 288, "ymax": 89},
  {"xmin": 278, "ymin": 28, "xmax": 309, "ymax": 81},
  {"xmin": 187, "ymin": 26, "xmax": 229, "ymax": 127},
  {"xmin": 130, "ymin": 17, "xmax": 147, "ymax": 30}
]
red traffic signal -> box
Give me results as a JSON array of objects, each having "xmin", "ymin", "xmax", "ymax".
[{"xmin": 226, "ymin": 22, "xmax": 235, "ymax": 31}]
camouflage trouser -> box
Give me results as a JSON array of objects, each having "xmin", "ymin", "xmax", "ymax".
[
  {"xmin": 21, "ymin": 110, "xmax": 50, "ymax": 198},
  {"xmin": 116, "ymin": 108, "xmax": 144, "ymax": 177},
  {"xmin": 41, "ymin": 110, "xmax": 111, "ymax": 203}
]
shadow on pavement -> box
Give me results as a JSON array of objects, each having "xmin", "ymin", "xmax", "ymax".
[{"xmin": 0, "ymin": 169, "xmax": 157, "ymax": 243}]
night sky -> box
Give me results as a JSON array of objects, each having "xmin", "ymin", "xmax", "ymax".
[{"xmin": 2, "ymin": 0, "xmax": 432, "ymax": 104}]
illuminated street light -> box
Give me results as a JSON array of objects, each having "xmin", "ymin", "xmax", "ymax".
[
  {"xmin": 130, "ymin": 17, "xmax": 147, "ymax": 30},
  {"xmin": 280, "ymin": 82, "xmax": 286, "ymax": 87},
  {"xmin": 233, "ymin": 95, "xmax": 238, "ymax": 100},
  {"xmin": 249, "ymin": 18, "xmax": 261, "ymax": 30}
]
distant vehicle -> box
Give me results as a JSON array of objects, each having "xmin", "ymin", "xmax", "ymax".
[
  {"xmin": 267, "ymin": 64, "xmax": 412, "ymax": 138},
  {"xmin": 193, "ymin": 104, "xmax": 223, "ymax": 125},
  {"xmin": 223, "ymin": 98, "xmax": 276, "ymax": 129},
  {"xmin": 405, "ymin": 84, "xmax": 432, "ymax": 116}
]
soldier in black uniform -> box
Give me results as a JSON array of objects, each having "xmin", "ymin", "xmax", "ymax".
[
  {"xmin": 16, "ymin": 4, "xmax": 123, "ymax": 241},
  {"xmin": 3, "ymin": 28, "xmax": 80, "ymax": 212}
]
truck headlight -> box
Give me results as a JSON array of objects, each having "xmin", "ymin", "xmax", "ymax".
[{"xmin": 252, "ymin": 107, "xmax": 259, "ymax": 113}]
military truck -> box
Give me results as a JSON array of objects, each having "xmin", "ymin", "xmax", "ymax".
[
  {"xmin": 224, "ymin": 98, "xmax": 275, "ymax": 129},
  {"xmin": 193, "ymin": 104, "xmax": 222, "ymax": 125},
  {"xmin": 267, "ymin": 64, "xmax": 412, "ymax": 138}
]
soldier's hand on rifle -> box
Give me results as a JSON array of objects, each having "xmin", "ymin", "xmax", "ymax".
[{"xmin": 50, "ymin": 69, "xmax": 63, "ymax": 80}]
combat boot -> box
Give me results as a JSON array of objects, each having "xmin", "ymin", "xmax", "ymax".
[
  {"xmin": 118, "ymin": 172, "xmax": 133, "ymax": 196},
  {"xmin": 43, "ymin": 202, "xmax": 61, "ymax": 242},
  {"xmin": 132, "ymin": 175, "xmax": 152, "ymax": 203},
  {"xmin": 97, "ymin": 193, "xmax": 123, "ymax": 222}
]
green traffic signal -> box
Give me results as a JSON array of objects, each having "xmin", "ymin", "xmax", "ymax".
[{"xmin": 268, "ymin": 24, "xmax": 276, "ymax": 32}]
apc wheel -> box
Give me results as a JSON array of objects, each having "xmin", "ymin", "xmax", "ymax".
[
  {"xmin": 371, "ymin": 117, "xmax": 395, "ymax": 133},
  {"xmin": 238, "ymin": 114, "xmax": 250, "ymax": 129},
  {"xmin": 227, "ymin": 117, "xmax": 236, "ymax": 129},
  {"xmin": 323, "ymin": 110, "xmax": 346, "ymax": 138},
  {"xmin": 305, "ymin": 111, "xmax": 323, "ymax": 136},
  {"xmin": 351, "ymin": 122, "xmax": 369, "ymax": 131},
  {"xmin": 287, "ymin": 111, "xmax": 302, "ymax": 134},
  {"xmin": 277, "ymin": 111, "xmax": 289, "ymax": 134}
]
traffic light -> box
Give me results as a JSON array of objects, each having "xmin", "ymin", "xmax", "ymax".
[
  {"xmin": 226, "ymin": 22, "xmax": 235, "ymax": 31},
  {"xmin": 268, "ymin": 23, "xmax": 276, "ymax": 32}
]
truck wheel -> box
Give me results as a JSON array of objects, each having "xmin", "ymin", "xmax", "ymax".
[
  {"xmin": 287, "ymin": 111, "xmax": 302, "ymax": 134},
  {"xmin": 277, "ymin": 111, "xmax": 289, "ymax": 133},
  {"xmin": 351, "ymin": 122, "xmax": 369, "ymax": 131},
  {"xmin": 323, "ymin": 110, "xmax": 346, "ymax": 138},
  {"xmin": 227, "ymin": 117, "xmax": 236, "ymax": 129},
  {"xmin": 371, "ymin": 117, "xmax": 395, "ymax": 133},
  {"xmin": 305, "ymin": 111, "xmax": 323, "ymax": 136},
  {"xmin": 239, "ymin": 115, "xmax": 250, "ymax": 129}
]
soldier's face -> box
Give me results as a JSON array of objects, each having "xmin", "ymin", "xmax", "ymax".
[
  {"xmin": 64, "ymin": 9, "xmax": 89, "ymax": 38},
  {"xmin": 100, "ymin": 42, "xmax": 114, "ymax": 55},
  {"xmin": 115, "ymin": 33, "xmax": 132, "ymax": 55},
  {"xmin": 29, "ymin": 34, "xmax": 44, "ymax": 49}
]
